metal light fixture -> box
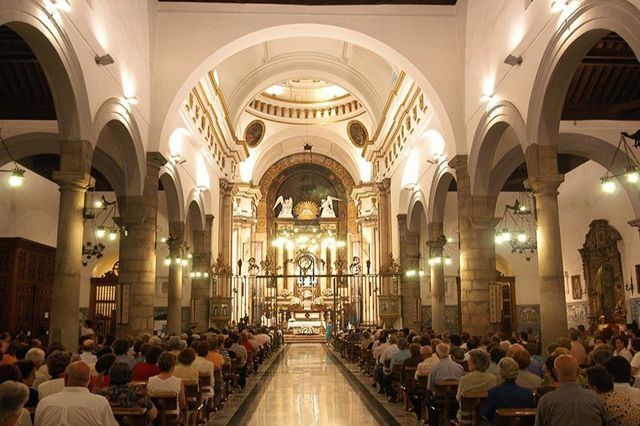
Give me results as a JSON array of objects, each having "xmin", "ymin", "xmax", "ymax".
[
  {"xmin": 94, "ymin": 54, "xmax": 115, "ymax": 66},
  {"xmin": 1, "ymin": 130, "xmax": 26, "ymax": 188},
  {"xmin": 82, "ymin": 190, "xmax": 124, "ymax": 265},
  {"xmin": 504, "ymin": 54, "xmax": 523, "ymax": 66},
  {"xmin": 495, "ymin": 192, "xmax": 537, "ymax": 261},
  {"xmin": 600, "ymin": 132, "xmax": 640, "ymax": 194}
]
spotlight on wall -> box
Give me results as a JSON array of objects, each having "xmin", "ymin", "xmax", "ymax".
[
  {"xmin": 95, "ymin": 226, "xmax": 106, "ymax": 239},
  {"xmin": 51, "ymin": 0, "xmax": 71, "ymax": 12},
  {"xmin": 480, "ymin": 93, "xmax": 494, "ymax": 103},
  {"xmin": 504, "ymin": 54, "xmax": 523, "ymax": 66},
  {"xmin": 196, "ymin": 185, "xmax": 209, "ymax": 193},
  {"xmin": 124, "ymin": 96, "xmax": 138, "ymax": 105},
  {"xmin": 551, "ymin": 0, "xmax": 570, "ymax": 13},
  {"xmin": 94, "ymin": 54, "xmax": 115, "ymax": 66}
]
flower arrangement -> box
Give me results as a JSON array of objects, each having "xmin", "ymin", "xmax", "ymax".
[
  {"xmin": 312, "ymin": 296, "xmax": 325, "ymax": 306},
  {"xmin": 296, "ymin": 325, "xmax": 317, "ymax": 335},
  {"xmin": 280, "ymin": 288, "xmax": 292, "ymax": 298},
  {"xmin": 322, "ymin": 288, "xmax": 333, "ymax": 297},
  {"xmin": 290, "ymin": 296, "xmax": 301, "ymax": 306}
]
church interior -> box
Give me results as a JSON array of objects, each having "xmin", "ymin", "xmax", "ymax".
[{"xmin": 2, "ymin": 0, "xmax": 640, "ymax": 424}]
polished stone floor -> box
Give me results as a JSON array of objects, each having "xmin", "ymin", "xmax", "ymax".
[{"xmin": 246, "ymin": 343, "xmax": 379, "ymax": 425}]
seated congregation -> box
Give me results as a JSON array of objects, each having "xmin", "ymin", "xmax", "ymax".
[
  {"xmin": 335, "ymin": 325, "xmax": 640, "ymax": 425},
  {"xmin": 0, "ymin": 326, "xmax": 282, "ymax": 425}
]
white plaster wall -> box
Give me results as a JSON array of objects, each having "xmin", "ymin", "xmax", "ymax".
[{"xmin": 0, "ymin": 169, "xmax": 59, "ymax": 247}]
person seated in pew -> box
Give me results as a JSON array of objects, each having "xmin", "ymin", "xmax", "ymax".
[
  {"xmin": 587, "ymin": 365, "xmax": 640, "ymax": 426},
  {"xmin": 404, "ymin": 343, "xmax": 423, "ymax": 369},
  {"xmin": 147, "ymin": 352, "xmax": 187, "ymax": 415},
  {"xmin": 427, "ymin": 343, "xmax": 464, "ymax": 392},
  {"xmin": 535, "ymin": 354, "xmax": 605, "ymax": 426},
  {"xmin": 132, "ymin": 345, "xmax": 163, "ymax": 382},
  {"xmin": 0, "ymin": 380, "xmax": 31, "ymax": 426},
  {"xmin": 89, "ymin": 353, "xmax": 116, "ymax": 393},
  {"xmin": 409, "ymin": 345, "xmax": 436, "ymax": 416},
  {"xmin": 481, "ymin": 357, "xmax": 534, "ymax": 424},
  {"xmin": 173, "ymin": 348, "xmax": 199, "ymax": 382},
  {"xmin": 382, "ymin": 338, "xmax": 412, "ymax": 402},
  {"xmin": 456, "ymin": 349, "xmax": 497, "ymax": 423},
  {"xmin": 191, "ymin": 342, "xmax": 215, "ymax": 386},
  {"xmin": 511, "ymin": 350, "xmax": 542, "ymax": 391},
  {"xmin": 97, "ymin": 362, "xmax": 157, "ymax": 423}
]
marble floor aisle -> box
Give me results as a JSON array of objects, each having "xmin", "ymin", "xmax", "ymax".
[{"xmin": 246, "ymin": 343, "xmax": 379, "ymax": 425}]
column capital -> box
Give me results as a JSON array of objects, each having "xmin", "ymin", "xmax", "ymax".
[
  {"xmin": 376, "ymin": 178, "xmax": 391, "ymax": 195},
  {"xmin": 448, "ymin": 155, "xmax": 468, "ymax": 171},
  {"xmin": 524, "ymin": 174, "xmax": 564, "ymax": 195},
  {"xmin": 168, "ymin": 221, "xmax": 185, "ymax": 252},
  {"xmin": 52, "ymin": 172, "xmax": 91, "ymax": 190},
  {"xmin": 146, "ymin": 152, "xmax": 167, "ymax": 169},
  {"xmin": 219, "ymin": 178, "xmax": 236, "ymax": 197},
  {"xmin": 467, "ymin": 215, "xmax": 500, "ymax": 230},
  {"xmin": 426, "ymin": 235, "xmax": 447, "ymax": 250}
]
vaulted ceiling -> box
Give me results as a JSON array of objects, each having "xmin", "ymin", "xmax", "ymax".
[{"xmin": 0, "ymin": 26, "xmax": 56, "ymax": 120}]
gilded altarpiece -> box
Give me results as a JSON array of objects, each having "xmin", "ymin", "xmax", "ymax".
[{"xmin": 579, "ymin": 219, "xmax": 625, "ymax": 323}]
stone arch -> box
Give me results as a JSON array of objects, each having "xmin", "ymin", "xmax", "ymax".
[
  {"xmin": 185, "ymin": 191, "xmax": 206, "ymax": 233},
  {"xmin": 157, "ymin": 23, "xmax": 458, "ymax": 157},
  {"xmin": 407, "ymin": 196, "xmax": 427, "ymax": 234},
  {"xmin": 257, "ymin": 153, "xmax": 357, "ymax": 235},
  {"xmin": 0, "ymin": 132, "xmax": 59, "ymax": 167},
  {"xmin": 488, "ymin": 146, "xmax": 526, "ymax": 197},
  {"xmin": 468, "ymin": 101, "xmax": 527, "ymax": 197},
  {"xmin": 527, "ymin": 0, "xmax": 640, "ymax": 148},
  {"xmin": 93, "ymin": 99, "xmax": 146, "ymax": 197},
  {"xmin": 558, "ymin": 132, "xmax": 640, "ymax": 218},
  {"xmin": 427, "ymin": 163, "xmax": 457, "ymax": 229},
  {"xmin": 159, "ymin": 167, "xmax": 186, "ymax": 224},
  {"xmin": 0, "ymin": 2, "xmax": 91, "ymax": 141}
]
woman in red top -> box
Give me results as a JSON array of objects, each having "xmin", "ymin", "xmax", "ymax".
[
  {"xmin": 132, "ymin": 345, "xmax": 162, "ymax": 381},
  {"xmin": 90, "ymin": 353, "xmax": 115, "ymax": 393},
  {"xmin": 240, "ymin": 333, "xmax": 254, "ymax": 373}
]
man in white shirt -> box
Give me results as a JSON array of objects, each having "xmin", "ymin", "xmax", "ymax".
[
  {"xmin": 79, "ymin": 339, "xmax": 97, "ymax": 365},
  {"xmin": 35, "ymin": 361, "xmax": 117, "ymax": 426}
]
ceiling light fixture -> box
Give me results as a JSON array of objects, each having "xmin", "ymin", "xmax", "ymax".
[
  {"xmin": 600, "ymin": 132, "xmax": 640, "ymax": 194},
  {"xmin": 480, "ymin": 93, "xmax": 494, "ymax": 103},
  {"xmin": 0, "ymin": 130, "xmax": 26, "ymax": 188},
  {"xmin": 551, "ymin": 0, "xmax": 570, "ymax": 13},
  {"xmin": 95, "ymin": 54, "xmax": 115, "ymax": 66},
  {"xmin": 504, "ymin": 54, "xmax": 523, "ymax": 66},
  {"xmin": 51, "ymin": 0, "xmax": 71, "ymax": 12},
  {"xmin": 124, "ymin": 96, "xmax": 138, "ymax": 105}
]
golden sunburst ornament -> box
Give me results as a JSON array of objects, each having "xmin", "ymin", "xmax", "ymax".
[{"xmin": 294, "ymin": 201, "xmax": 319, "ymax": 220}]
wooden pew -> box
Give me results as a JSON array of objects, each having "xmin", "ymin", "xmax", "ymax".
[
  {"xmin": 495, "ymin": 408, "xmax": 536, "ymax": 426},
  {"xmin": 148, "ymin": 391, "xmax": 178, "ymax": 426},
  {"xmin": 111, "ymin": 406, "xmax": 148, "ymax": 426},
  {"xmin": 183, "ymin": 379, "xmax": 202, "ymax": 426},
  {"xmin": 459, "ymin": 391, "xmax": 487, "ymax": 426},
  {"xmin": 199, "ymin": 372, "xmax": 216, "ymax": 417},
  {"xmin": 400, "ymin": 365, "xmax": 418, "ymax": 410},
  {"xmin": 428, "ymin": 379, "xmax": 459, "ymax": 426}
]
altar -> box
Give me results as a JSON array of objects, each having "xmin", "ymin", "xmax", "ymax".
[{"xmin": 287, "ymin": 311, "xmax": 324, "ymax": 334}]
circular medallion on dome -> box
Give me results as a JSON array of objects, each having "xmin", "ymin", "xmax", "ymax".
[
  {"xmin": 245, "ymin": 120, "xmax": 265, "ymax": 147},
  {"xmin": 347, "ymin": 120, "xmax": 368, "ymax": 148}
]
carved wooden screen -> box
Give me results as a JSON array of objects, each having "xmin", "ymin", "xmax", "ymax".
[{"xmin": 89, "ymin": 269, "xmax": 118, "ymax": 337}]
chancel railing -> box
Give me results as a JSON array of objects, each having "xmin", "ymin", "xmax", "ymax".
[{"xmin": 207, "ymin": 272, "xmax": 400, "ymax": 335}]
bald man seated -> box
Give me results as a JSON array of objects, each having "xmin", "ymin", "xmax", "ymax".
[
  {"xmin": 534, "ymin": 354, "xmax": 605, "ymax": 426},
  {"xmin": 35, "ymin": 361, "xmax": 118, "ymax": 426}
]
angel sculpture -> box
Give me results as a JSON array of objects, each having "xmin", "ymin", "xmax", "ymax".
[
  {"xmin": 320, "ymin": 195, "xmax": 341, "ymax": 218},
  {"xmin": 273, "ymin": 195, "xmax": 294, "ymax": 218}
]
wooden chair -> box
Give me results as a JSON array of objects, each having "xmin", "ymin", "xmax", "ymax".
[
  {"xmin": 495, "ymin": 408, "xmax": 536, "ymax": 426},
  {"xmin": 428, "ymin": 379, "xmax": 459, "ymax": 426},
  {"xmin": 111, "ymin": 406, "xmax": 148, "ymax": 426},
  {"xmin": 183, "ymin": 379, "xmax": 202, "ymax": 426},
  {"xmin": 390, "ymin": 363, "xmax": 404, "ymax": 402},
  {"xmin": 148, "ymin": 391, "xmax": 178, "ymax": 426},
  {"xmin": 458, "ymin": 391, "xmax": 487, "ymax": 426},
  {"xmin": 400, "ymin": 365, "xmax": 418, "ymax": 410},
  {"xmin": 198, "ymin": 372, "xmax": 216, "ymax": 418}
]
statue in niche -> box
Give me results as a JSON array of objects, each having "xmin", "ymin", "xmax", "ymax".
[
  {"xmin": 320, "ymin": 195, "xmax": 341, "ymax": 218},
  {"xmin": 273, "ymin": 195, "xmax": 294, "ymax": 218}
]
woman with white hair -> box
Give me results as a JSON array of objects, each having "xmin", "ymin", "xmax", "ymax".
[
  {"xmin": 0, "ymin": 380, "xmax": 31, "ymax": 426},
  {"xmin": 456, "ymin": 349, "xmax": 497, "ymax": 423}
]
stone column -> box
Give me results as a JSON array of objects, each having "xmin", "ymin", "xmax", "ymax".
[
  {"xmin": 525, "ymin": 144, "xmax": 567, "ymax": 349},
  {"xmin": 218, "ymin": 179, "xmax": 234, "ymax": 296},
  {"xmin": 397, "ymin": 214, "xmax": 420, "ymax": 326},
  {"xmin": 376, "ymin": 178, "xmax": 392, "ymax": 293},
  {"xmin": 50, "ymin": 140, "xmax": 92, "ymax": 351},
  {"xmin": 427, "ymin": 224, "xmax": 447, "ymax": 332},
  {"xmin": 191, "ymin": 214, "xmax": 213, "ymax": 331},
  {"xmin": 450, "ymin": 156, "xmax": 496, "ymax": 336},
  {"xmin": 166, "ymin": 221, "xmax": 184, "ymax": 333},
  {"xmin": 116, "ymin": 152, "xmax": 166, "ymax": 337}
]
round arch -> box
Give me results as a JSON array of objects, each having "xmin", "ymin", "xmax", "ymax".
[
  {"xmin": 185, "ymin": 190, "xmax": 206, "ymax": 233},
  {"xmin": 93, "ymin": 98, "xmax": 146, "ymax": 197},
  {"xmin": 557, "ymin": 132, "xmax": 640, "ymax": 218},
  {"xmin": 427, "ymin": 163, "xmax": 457, "ymax": 228},
  {"xmin": 468, "ymin": 101, "xmax": 527, "ymax": 197},
  {"xmin": 0, "ymin": 2, "xmax": 91, "ymax": 141},
  {"xmin": 157, "ymin": 23, "xmax": 457, "ymax": 157},
  {"xmin": 159, "ymin": 167, "xmax": 186, "ymax": 224},
  {"xmin": 407, "ymin": 193, "xmax": 427, "ymax": 234},
  {"xmin": 527, "ymin": 0, "xmax": 640, "ymax": 148}
]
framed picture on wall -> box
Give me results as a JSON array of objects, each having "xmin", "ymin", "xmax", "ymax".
[
  {"xmin": 571, "ymin": 275, "xmax": 582, "ymax": 300},
  {"xmin": 635, "ymin": 264, "xmax": 640, "ymax": 294}
]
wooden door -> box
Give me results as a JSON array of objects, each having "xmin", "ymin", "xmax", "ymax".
[
  {"xmin": 89, "ymin": 268, "xmax": 118, "ymax": 338},
  {"xmin": 496, "ymin": 274, "xmax": 517, "ymax": 335}
]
